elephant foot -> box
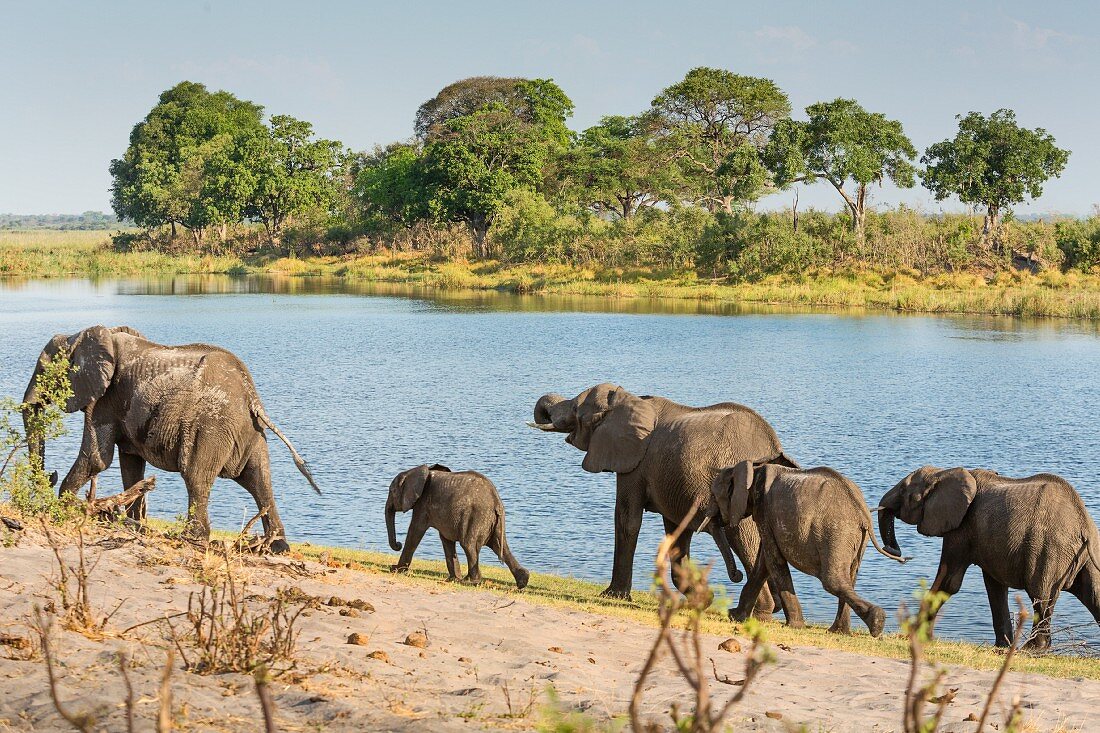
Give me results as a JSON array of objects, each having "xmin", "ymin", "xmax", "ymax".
[
  {"xmin": 1021, "ymin": 637, "xmax": 1050, "ymax": 653},
  {"xmin": 390, "ymin": 564, "xmax": 410, "ymax": 574},
  {"xmin": 268, "ymin": 538, "xmax": 290, "ymax": 555},
  {"xmin": 750, "ymin": 609, "xmax": 774, "ymax": 623},
  {"xmin": 445, "ymin": 575, "xmax": 459, "ymax": 582},
  {"xmin": 784, "ymin": 617, "xmax": 806, "ymax": 629},
  {"xmin": 599, "ymin": 586, "xmax": 632, "ymax": 601},
  {"xmin": 827, "ymin": 622, "xmax": 852, "ymax": 635},
  {"xmin": 865, "ymin": 606, "xmax": 886, "ymax": 638},
  {"xmin": 513, "ymin": 568, "xmax": 530, "ymax": 590},
  {"xmin": 729, "ymin": 605, "xmax": 753, "ymax": 623},
  {"xmin": 462, "ymin": 576, "xmax": 483, "ymax": 586}
]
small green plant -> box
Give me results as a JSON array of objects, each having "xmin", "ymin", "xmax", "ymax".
[{"xmin": 1, "ymin": 349, "xmax": 75, "ymax": 520}]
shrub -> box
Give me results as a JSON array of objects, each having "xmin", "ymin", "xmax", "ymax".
[{"xmin": 1055, "ymin": 217, "xmax": 1100, "ymax": 271}]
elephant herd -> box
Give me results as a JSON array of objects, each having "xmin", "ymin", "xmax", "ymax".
[{"xmin": 22, "ymin": 327, "xmax": 1100, "ymax": 651}]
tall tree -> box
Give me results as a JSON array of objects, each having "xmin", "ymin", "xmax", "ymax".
[
  {"xmin": 109, "ymin": 81, "xmax": 265, "ymax": 240},
  {"xmin": 922, "ymin": 109, "xmax": 1069, "ymax": 242},
  {"xmin": 765, "ymin": 98, "xmax": 917, "ymax": 240},
  {"xmin": 243, "ymin": 115, "xmax": 345, "ymax": 243},
  {"xmin": 354, "ymin": 143, "xmax": 427, "ymax": 228},
  {"xmin": 561, "ymin": 115, "xmax": 676, "ymax": 219},
  {"xmin": 418, "ymin": 79, "xmax": 574, "ymax": 255},
  {"xmin": 649, "ymin": 67, "xmax": 790, "ymax": 213}
]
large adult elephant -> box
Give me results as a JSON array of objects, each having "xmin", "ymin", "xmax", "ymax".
[
  {"xmin": 22, "ymin": 325, "xmax": 319, "ymax": 551},
  {"xmin": 530, "ymin": 383, "xmax": 798, "ymax": 605},
  {"xmin": 879, "ymin": 466, "xmax": 1100, "ymax": 650}
]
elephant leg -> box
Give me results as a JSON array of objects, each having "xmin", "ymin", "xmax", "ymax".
[
  {"xmin": 710, "ymin": 525, "xmax": 743, "ymax": 584},
  {"xmin": 602, "ymin": 485, "xmax": 643, "ymax": 600},
  {"xmin": 441, "ymin": 537, "xmax": 460, "ymax": 580},
  {"xmin": 487, "ymin": 531, "xmax": 529, "ymax": 590},
  {"xmin": 663, "ymin": 516, "xmax": 695, "ymax": 594},
  {"xmin": 821, "ymin": 561, "xmax": 883, "ymax": 637},
  {"xmin": 58, "ymin": 417, "xmax": 116, "ymax": 497},
  {"xmin": 927, "ymin": 557, "xmax": 969, "ymax": 638},
  {"xmin": 982, "ymin": 571, "xmax": 1013, "ymax": 647},
  {"xmin": 462, "ymin": 542, "xmax": 483, "ymax": 585},
  {"xmin": 393, "ymin": 512, "xmax": 429, "ymax": 572},
  {"xmin": 730, "ymin": 552, "xmax": 769, "ymax": 622},
  {"xmin": 118, "ymin": 453, "xmax": 147, "ymax": 522},
  {"xmin": 232, "ymin": 448, "xmax": 289, "ymax": 554},
  {"xmin": 1024, "ymin": 588, "xmax": 1058, "ymax": 652},
  {"xmin": 182, "ymin": 471, "xmax": 217, "ymax": 542},
  {"xmin": 828, "ymin": 561, "xmax": 856, "ymax": 635},
  {"xmin": 727, "ymin": 516, "xmax": 778, "ymax": 621},
  {"xmin": 760, "ymin": 535, "xmax": 803, "ymax": 628},
  {"xmin": 1068, "ymin": 567, "xmax": 1100, "ymax": 628}
]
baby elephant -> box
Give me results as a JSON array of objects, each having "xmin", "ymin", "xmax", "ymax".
[
  {"xmin": 385, "ymin": 464, "xmax": 529, "ymax": 589},
  {"xmin": 711, "ymin": 461, "xmax": 907, "ymax": 637}
]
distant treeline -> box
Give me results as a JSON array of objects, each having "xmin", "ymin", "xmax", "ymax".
[
  {"xmin": 1, "ymin": 212, "xmax": 122, "ymax": 230},
  {"xmin": 107, "ymin": 73, "xmax": 1100, "ymax": 276}
]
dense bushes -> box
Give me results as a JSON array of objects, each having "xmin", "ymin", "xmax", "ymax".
[{"xmin": 1055, "ymin": 217, "xmax": 1100, "ymax": 271}]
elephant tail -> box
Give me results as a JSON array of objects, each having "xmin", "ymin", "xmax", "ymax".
[
  {"xmin": 255, "ymin": 409, "xmax": 321, "ymax": 495},
  {"xmin": 865, "ymin": 519, "xmax": 910, "ymax": 563}
]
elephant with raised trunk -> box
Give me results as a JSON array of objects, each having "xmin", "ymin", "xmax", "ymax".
[
  {"xmin": 879, "ymin": 466, "xmax": 1100, "ymax": 650},
  {"xmin": 530, "ymin": 383, "xmax": 798, "ymax": 607},
  {"xmin": 711, "ymin": 461, "xmax": 907, "ymax": 636},
  {"xmin": 22, "ymin": 325, "xmax": 319, "ymax": 551},
  {"xmin": 386, "ymin": 464, "xmax": 529, "ymax": 588}
]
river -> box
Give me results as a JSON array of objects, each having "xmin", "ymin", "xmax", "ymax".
[{"xmin": 2, "ymin": 275, "xmax": 1098, "ymax": 649}]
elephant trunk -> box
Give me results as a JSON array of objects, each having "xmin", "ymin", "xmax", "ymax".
[
  {"xmin": 879, "ymin": 508, "xmax": 902, "ymax": 558},
  {"xmin": 533, "ymin": 393, "xmax": 570, "ymax": 430},
  {"xmin": 22, "ymin": 402, "xmax": 45, "ymax": 474},
  {"xmin": 385, "ymin": 500, "xmax": 402, "ymax": 551}
]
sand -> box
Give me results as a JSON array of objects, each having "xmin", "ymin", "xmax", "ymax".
[{"xmin": 1, "ymin": 523, "xmax": 1097, "ymax": 732}]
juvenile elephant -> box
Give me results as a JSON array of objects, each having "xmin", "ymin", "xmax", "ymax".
[
  {"xmin": 879, "ymin": 466, "xmax": 1100, "ymax": 650},
  {"xmin": 22, "ymin": 325, "xmax": 319, "ymax": 550},
  {"xmin": 386, "ymin": 464, "xmax": 529, "ymax": 589},
  {"xmin": 530, "ymin": 383, "xmax": 798, "ymax": 608},
  {"xmin": 711, "ymin": 462, "xmax": 906, "ymax": 637}
]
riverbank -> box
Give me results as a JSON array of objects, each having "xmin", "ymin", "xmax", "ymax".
[
  {"xmin": 4, "ymin": 230, "xmax": 1100, "ymax": 319},
  {"xmin": 1, "ymin": 517, "xmax": 1097, "ymax": 732}
]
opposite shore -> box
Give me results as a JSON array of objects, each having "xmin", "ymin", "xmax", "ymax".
[{"xmin": 5, "ymin": 230, "xmax": 1100, "ymax": 320}]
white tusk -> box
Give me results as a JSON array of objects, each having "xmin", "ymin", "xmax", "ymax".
[
  {"xmin": 696, "ymin": 515, "xmax": 712, "ymax": 533},
  {"xmin": 526, "ymin": 421, "xmax": 558, "ymax": 431},
  {"xmin": 869, "ymin": 506, "xmax": 885, "ymax": 513}
]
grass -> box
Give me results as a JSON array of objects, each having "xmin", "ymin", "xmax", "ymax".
[
  {"xmin": 5, "ymin": 230, "xmax": 1100, "ymax": 319},
  {"xmin": 278, "ymin": 538, "xmax": 1100, "ymax": 681}
]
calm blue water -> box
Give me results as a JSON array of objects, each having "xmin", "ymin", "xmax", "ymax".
[{"xmin": 2, "ymin": 276, "xmax": 1099, "ymax": 649}]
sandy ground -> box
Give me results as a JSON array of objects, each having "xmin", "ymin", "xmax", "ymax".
[{"xmin": 1, "ymin": 524, "xmax": 1098, "ymax": 732}]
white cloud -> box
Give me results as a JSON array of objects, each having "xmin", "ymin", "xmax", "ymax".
[
  {"xmin": 1008, "ymin": 19, "xmax": 1079, "ymax": 52},
  {"xmin": 754, "ymin": 25, "xmax": 818, "ymax": 53}
]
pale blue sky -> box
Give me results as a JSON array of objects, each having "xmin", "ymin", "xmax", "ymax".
[{"xmin": 1, "ymin": 1, "xmax": 1096, "ymax": 215}]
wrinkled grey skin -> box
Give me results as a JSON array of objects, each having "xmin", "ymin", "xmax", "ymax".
[
  {"xmin": 531, "ymin": 383, "xmax": 798, "ymax": 611},
  {"xmin": 879, "ymin": 466, "xmax": 1100, "ymax": 650},
  {"xmin": 386, "ymin": 464, "xmax": 529, "ymax": 589},
  {"xmin": 712, "ymin": 462, "xmax": 905, "ymax": 637},
  {"xmin": 22, "ymin": 325, "xmax": 319, "ymax": 552}
]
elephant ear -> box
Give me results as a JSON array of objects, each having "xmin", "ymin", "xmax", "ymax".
[
  {"xmin": 581, "ymin": 389, "xmax": 657, "ymax": 474},
  {"xmin": 392, "ymin": 464, "xmax": 432, "ymax": 512},
  {"xmin": 111, "ymin": 325, "xmax": 145, "ymax": 339},
  {"xmin": 727, "ymin": 460, "xmax": 755, "ymax": 523},
  {"xmin": 918, "ymin": 467, "xmax": 977, "ymax": 537},
  {"xmin": 709, "ymin": 466, "xmax": 735, "ymax": 525},
  {"xmin": 65, "ymin": 326, "xmax": 117, "ymax": 412},
  {"xmin": 428, "ymin": 463, "xmax": 451, "ymax": 473}
]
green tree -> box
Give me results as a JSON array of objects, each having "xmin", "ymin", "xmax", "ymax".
[
  {"xmin": 109, "ymin": 81, "xmax": 265, "ymax": 240},
  {"xmin": 561, "ymin": 115, "xmax": 678, "ymax": 220},
  {"xmin": 649, "ymin": 67, "xmax": 790, "ymax": 213},
  {"xmin": 353, "ymin": 143, "xmax": 428, "ymax": 228},
  {"xmin": 244, "ymin": 115, "xmax": 345, "ymax": 244},
  {"xmin": 418, "ymin": 79, "xmax": 574, "ymax": 256},
  {"xmin": 921, "ymin": 109, "xmax": 1070, "ymax": 243},
  {"xmin": 765, "ymin": 98, "xmax": 917, "ymax": 241}
]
